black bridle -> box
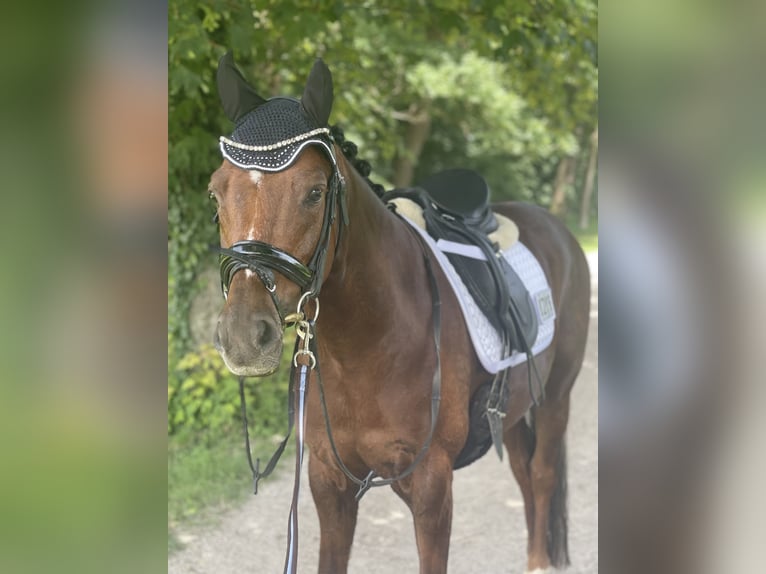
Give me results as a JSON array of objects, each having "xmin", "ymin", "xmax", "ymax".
[{"xmin": 217, "ymin": 162, "xmax": 348, "ymax": 323}]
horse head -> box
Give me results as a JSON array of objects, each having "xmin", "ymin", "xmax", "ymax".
[{"xmin": 209, "ymin": 54, "xmax": 346, "ymax": 376}]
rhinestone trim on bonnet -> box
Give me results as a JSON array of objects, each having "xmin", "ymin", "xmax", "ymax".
[
  {"xmin": 219, "ymin": 127, "xmax": 330, "ymax": 151},
  {"xmin": 219, "ymin": 138, "xmax": 337, "ymax": 172}
]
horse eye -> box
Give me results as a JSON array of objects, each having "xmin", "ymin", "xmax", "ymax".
[{"xmin": 306, "ymin": 187, "xmax": 323, "ymax": 204}]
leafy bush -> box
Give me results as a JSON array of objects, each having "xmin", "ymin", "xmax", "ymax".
[
  {"xmin": 168, "ymin": 344, "xmax": 290, "ymax": 438},
  {"xmin": 168, "ymin": 342, "xmax": 293, "ymax": 549}
]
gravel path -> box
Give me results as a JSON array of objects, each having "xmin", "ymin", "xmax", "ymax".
[{"xmin": 170, "ymin": 252, "xmax": 598, "ymax": 573}]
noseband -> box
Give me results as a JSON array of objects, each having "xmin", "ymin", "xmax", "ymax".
[{"xmin": 217, "ymin": 160, "xmax": 348, "ymax": 323}]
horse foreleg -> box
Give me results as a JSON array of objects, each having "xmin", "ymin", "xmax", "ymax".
[
  {"xmin": 308, "ymin": 451, "xmax": 358, "ymax": 574},
  {"xmin": 394, "ymin": 450, "xmax": 454, "ymax": 574},
  {"xmin": 526, "ymin": 393, "xmax": 571, "ymax": 572}
]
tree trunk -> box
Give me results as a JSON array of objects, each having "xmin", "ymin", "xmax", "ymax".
[
  {"xmin": 549, "ymin": 156, "xmax": 575, "ymax": 217},
  {"xmin": 579, "ymin": 127, "xmax": 598, "ymax": 229},
  {"xmin": 392, "ymin": 109, "xmax": 431, "ymax": 188}
]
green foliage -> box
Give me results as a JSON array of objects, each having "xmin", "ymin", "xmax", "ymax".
[
  {"xmin": 168, "ymin": 434, "xmax": 247, "ymax": 529},
  {"xmin": 409, "ymin": 51, "xmax": 580, "ymax": 203},
  {"xmin": 168, "ymin": 343, "xmax": 292, "ymax": 545},
  {"xmin": 168, "ymin": 433, "xmax": 261, "ymax": 551},
  {"xmin": 168, "ymin": 344, "xmax": 290, "ymax": 437}
]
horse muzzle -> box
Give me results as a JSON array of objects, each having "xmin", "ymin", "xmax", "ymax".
[{"xmin": 214, "ymin": 310, "xmax": 283, "ymax": 376}]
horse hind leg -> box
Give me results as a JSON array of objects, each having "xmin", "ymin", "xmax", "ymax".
[
  {"xmin": 504, "ymin": 417, "xmax": 537, "ymax": 554},
  {"xmin": 526, "ymin": 393, "xmax": 571, "ymax": 572}
]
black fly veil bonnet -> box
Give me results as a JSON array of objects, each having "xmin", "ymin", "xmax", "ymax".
[{"xmin": 216, "ymin": 52, "xmax": 348, "ymax": 319}]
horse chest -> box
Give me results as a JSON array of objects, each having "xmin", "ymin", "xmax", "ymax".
[{"xmin": 305, "ymin": 378, "xmax": 425, "ymax": 480}]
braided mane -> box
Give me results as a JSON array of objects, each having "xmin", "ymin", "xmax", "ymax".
[{"xmin": 330, "ymin": 125, "xmax": 385, "ymax": 199}]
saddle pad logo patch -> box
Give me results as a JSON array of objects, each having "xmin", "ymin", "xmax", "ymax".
[{"xmin": 535, "ymin": 290, "xmax": 556, "ymax": 323}]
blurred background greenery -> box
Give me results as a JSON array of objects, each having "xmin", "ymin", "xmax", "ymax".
[
  {"xmin": 168, "ymin": 0, "xmax": 598, "ymax": 549},
  {"xmin": 3, "ymin": 0, "xmax": 765, "ymax": 569}
]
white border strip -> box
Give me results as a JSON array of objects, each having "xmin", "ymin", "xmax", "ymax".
[{"xmin": 435, "ymin": 239, "xmax": 488, "ymax": 260}]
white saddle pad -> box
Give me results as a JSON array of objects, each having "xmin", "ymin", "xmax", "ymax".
[{"xmin": 400, "ymin": 215, "xmax": 556, "ymax": 374}]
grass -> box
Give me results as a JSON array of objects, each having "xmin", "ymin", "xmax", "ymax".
[{"xmin": 168, "ymin": 431, "xmax": 285, "ymax": 554}]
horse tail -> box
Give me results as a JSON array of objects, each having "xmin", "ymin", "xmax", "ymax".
[{"xmin": 547, "ymin": 439, "xmax": 570, "ymax": 568}]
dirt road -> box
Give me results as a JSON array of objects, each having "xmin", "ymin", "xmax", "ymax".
[{"xmin": 169, "ymin": 252, "xmax": 598, "ymax": 573}]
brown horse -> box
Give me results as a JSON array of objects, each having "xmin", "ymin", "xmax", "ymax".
[{"xmin": 210, "ymin": 59, "xmax": 590, "ymax": 574}]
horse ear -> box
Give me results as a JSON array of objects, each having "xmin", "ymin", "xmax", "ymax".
[
  {"xmin": 217, "ymin": 52, "xmax": 267, "ymax": 122},
  {"xmin": 301, "ymin": 59, "xmax": 333, "ymax": 127}
]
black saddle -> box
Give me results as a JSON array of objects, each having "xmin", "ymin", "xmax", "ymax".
[
  {"xmin": 385, "ymin": 169, "xmax": 538, "ymax": 353},
  {"xmin": 418, "ymin": 169, "xmax": 498, "ymax": 234}
]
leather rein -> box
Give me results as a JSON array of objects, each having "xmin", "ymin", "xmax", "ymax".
[{"xmin": 220, "ymin": 152, "xmax": 443, "ymax": 574}]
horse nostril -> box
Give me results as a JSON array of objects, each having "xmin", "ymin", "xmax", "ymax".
[{"xmin": 254, "ymin": 318, "xmax": 277, "ymax": 348}]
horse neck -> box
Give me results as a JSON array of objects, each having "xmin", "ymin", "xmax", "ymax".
[{"xmin": 317, "ymin": 154, "xmax": 417, "ymax": 357}]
